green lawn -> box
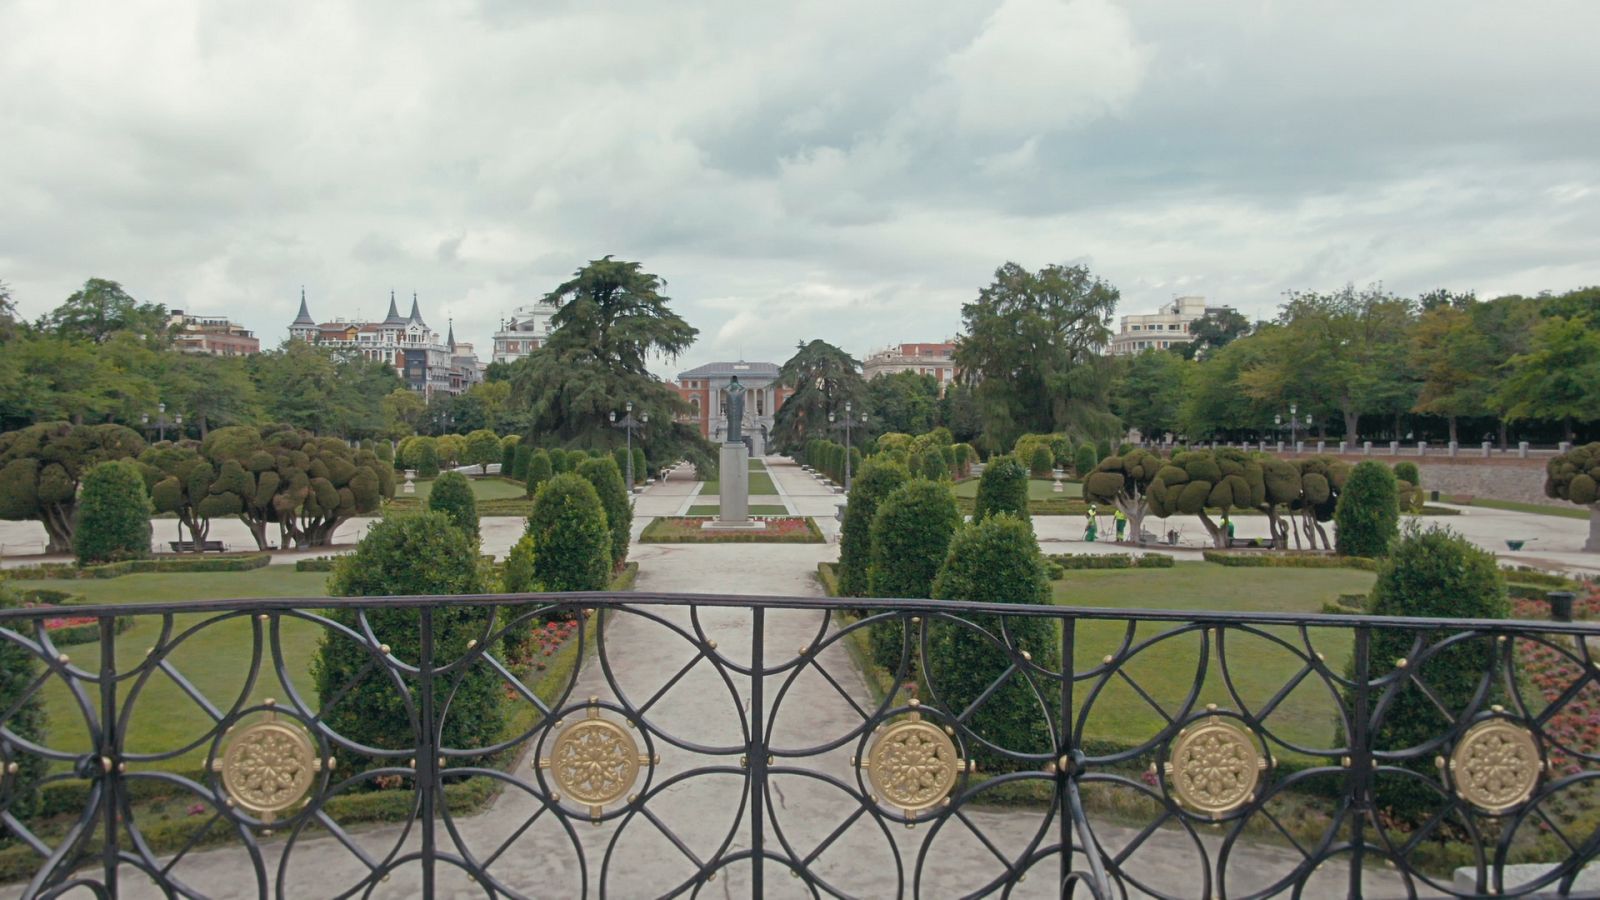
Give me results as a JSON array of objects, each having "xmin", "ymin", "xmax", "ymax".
[
  {"xmin": 700, "ymin": 471, "xmax": 778, "ymax": 496},
  {"xmin": 1053, "ymin": 562, "xmax": 1376, "ymax": 752},
  {"xmin": 749, "ymin": 458, "xmax": 767, "ymax": 471},
  {"xmin": 686, "ymin": 504, "xmax": 789, "ymax": 516},
  {"xmin": 952, "ymin": 477, "xmax": 1082, "ymax": 500},
  {"xmin": 10, "ymin": 569, "xmax": 333, "ymax": 773},
  {"xmin": 401, "ymin": 476, "xmax": 528, "ymax": 502},
  {"xmin": 1468, "ymin": 498, "xmax": 1590, "ymax": 520}
]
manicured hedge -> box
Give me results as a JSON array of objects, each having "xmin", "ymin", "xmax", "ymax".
[
  {"xmin": 971, "ymin": 456, "xmax": 1029, "ymax": 525},
  {"xmin": 74, "ymin": 460, "xmax": 152, "ymax": 565},
  {"xmin": 837, "ymin": 457, "xmax": 910, "ymax": 597},
  {"xmin": 1335, "ymin": 461, "xmax": 1399, "ymax": 557},
  {"xmin": 1201, "ymin": 550, "xmax": 1378, "ymax": 571},
  {"xmin": 2, "ymin": 553, "xmax": 272, "ymax": 581},
  {"xmin": 294, "ymin": 556, "xmax": 338, "ymax": 572},
  {"xmin": 527, "ymin": 474, "xmax": 612, "ymax": 591},
  {"xmin": 576, "ymin": 457, "xmax": 631, "ymax": 571},
  {"xmin": 427, "ymin": 471, "xmax": 480, "ymax": 542},
  {"xmin": 1046, "ymin": 553, "xmax": 1174, "ymax": 570},
  {"xmin": 867, "ymin": 480, "xmax": 960, "ymax": 669}
]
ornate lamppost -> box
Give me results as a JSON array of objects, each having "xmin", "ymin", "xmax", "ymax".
[
  {"xmin": 828, "ymin": 401, "xmax": 868, "ymax": 492},
  {"xmin": 609, "ymin": 401, "xmax": 648, "ymax": 491},
  {"xmin": 141, "ymin": 402, "xmax": 182, "ymax": 442}
]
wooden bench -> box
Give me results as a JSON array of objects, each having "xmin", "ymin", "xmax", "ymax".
[
  {"xmin": 169, "ymin": 540, "xmax": 227, "ymax": 553},
  {"xmin": 1226, "ymin": 537, "xmax": 1281, "ymax": 550}
]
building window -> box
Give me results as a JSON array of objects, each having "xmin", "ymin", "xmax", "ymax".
[
  {"xmin": 756, "ymin": 391, "xmax": 765, "ymax": 416},
  {"xmin": 1131, "ymin": 325, "xmax": 1140, "ymax": 331}
]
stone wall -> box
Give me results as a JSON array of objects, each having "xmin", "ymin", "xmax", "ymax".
[{"xmin": 1412, "ymin": 461, "xmax": 1550, "ymax": 505}]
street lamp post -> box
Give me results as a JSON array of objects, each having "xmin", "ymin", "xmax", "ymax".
[
  {"xmin": 141, "ymin": 402, "xmax": 183, "ymax": 442},
  {"xmin": 609, "ymin": 402, "xmax": 649, "ymax": 491},
  {"xmin": 1274, "ymin": 403, "xmax": 1312, "ymax": 452},
  {"xmin": 828, "ymin": 402, "xmax": 868, "ymax": 492}
]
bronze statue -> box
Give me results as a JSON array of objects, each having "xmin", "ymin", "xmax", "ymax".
[{"xmin": 725, "ymin": 377, "xmax": 745, "ymax": 444}]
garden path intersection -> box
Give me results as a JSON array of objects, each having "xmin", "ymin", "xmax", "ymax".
[{"xmin": 28, "ymin": 461, "xmax": 1428, "ymax": 899}]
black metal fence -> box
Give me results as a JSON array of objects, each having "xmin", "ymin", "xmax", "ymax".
[{"xmin": 1, "ymin": 592, "xmax": 1598, "ymax": 898}]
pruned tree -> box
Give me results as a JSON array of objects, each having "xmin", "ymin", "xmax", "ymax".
[
  {"xmin": 0, "ymin": 422, "xmax": 146, "ymax": 553},
  {"xmin": 1146, "ymin": 448, "xmax": 1263, "ymax": 548},
  {"xmin": 1546, "ymin": 442, "xmax": 1600, "ymax": 552},
  {"xmin": 1289, "ymin": 456, "xmax": 1349, "ymax": 550},
  {"xmin": 1082, "ymin": 449, "xmax": 1163, "ymax": 545}
]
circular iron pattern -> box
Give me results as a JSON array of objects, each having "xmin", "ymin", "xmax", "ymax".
[
  {"xmin": 216, "ymin": 714, "xmax": 320, "ymax": 821},
  {"xmin": 1162, "ymin": 716, "xmax": 1265, "ymax": 818},
  {"xmin": 863, "ymin": 712, "xmax": 964, "ymax": 815},
  {"xmin": 1447, "ymin": 718, "xmax": 1542, "ymax": 814},
  {"xmin": 539, "ymin": 704, "xmax": 651, "ymax": 820}
]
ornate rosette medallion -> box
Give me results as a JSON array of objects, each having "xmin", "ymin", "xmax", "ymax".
[
  {"xmin": 216, "ymin": 714, "xmax": 320, "ymax": 822},
  {"xmin": 863, "ymin": 711, "xmax": 965, "ymax": 816},
  {"xmin": 1163, "ymin": 717, "xmax": 1266, "ymax": 818},
  {"xmin": 539, "ymin": 704, "xmax": 653, "ymax": 820},
  {"xmin": 1447, "ymin": 718, "xmax": 1542, "ymax": 814}
]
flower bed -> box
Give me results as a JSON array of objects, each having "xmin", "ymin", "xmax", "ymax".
[{"xmin": 639, "ymin": 516, "xmax": 825, "ymax": 543}]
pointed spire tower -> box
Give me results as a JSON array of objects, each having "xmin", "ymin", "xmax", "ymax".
[
  {"xmin": 408, "ymin": 292, "xmax": 425, "ymax": 326},
  {"xmin": 291, "ymin": 286, "xmax": 315, "ymax": 328},
  {"xmin": 381, "ymin": 290, "xmax": 408, "ymax": 327},
  {"xmin": 446, "ymin": 317, "xmax": 457, "ymax": 352}
]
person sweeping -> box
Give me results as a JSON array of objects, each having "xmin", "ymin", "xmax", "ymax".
[
  {"xmin": 1084, "ymin": 504, "xmax": 1098, "ymax": 542},
  {"xmin": 1114, "ymin": 508, "xmax": 1127, "ymax": 542}
]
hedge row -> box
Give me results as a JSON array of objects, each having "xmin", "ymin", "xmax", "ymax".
[
  {"xmin": 1, "ymin": 553, "xmax": 272, "ymax": 581},
  {"xmin": 1046, "ymin": 553, "xmax": 1175, "ymax": 570},
  {"xmin": 1201, "ymin": 550, "xmax": 1379, "ymax": 571},
  {"xmin": 293, "ymin": 556, "xmax": 339, "ymax": 572}
]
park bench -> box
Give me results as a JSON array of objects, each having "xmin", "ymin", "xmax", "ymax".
[
  {"xmin": 1226, "ymin": 537, "xmax": 1281, "ymax": 550},
  {"xmin": 169, "ymin": 540, "xmax": 227, "ymax": 553}
]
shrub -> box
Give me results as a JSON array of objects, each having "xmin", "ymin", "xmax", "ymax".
[
  {"xmin": 74, "ymin": 460, "xmax": 152, "ymax": 565},
  {"xmin": 375, "ymin": 441, "xmax": 393, "ymax": 463},
  {"xmin": 0, "ymin": 583, "xmax": 47, "ymax": 823},
  {"xmin": 1202, "ymin": 550, "xmax": 1378, "ymax": 570},
  {"xmin": 611, "ymin": 448, "xmax": 631, "ymax": 483},
  {"xmin": 1049, "ymin": 435, "xmax": 1073, "ymax": 468},
  {"xmin": 927, "ymin": 514, "xmax": 1059, "ymax": 771},
  {"xmin": 512, "ymin": 444, "xmax": 532, "ymax": 481},
  {"xmin": 427, "ymin": 471, "xmax": 479, "ymax": 543},
  {"xmin": 633, "ymin": 448, "xmax": 647, "ymax": 485},
  {"xmin": 436, "ymin": 434, "xmax": 466, "ymax": 469},
  {"xmin": 499, "ymin": 533, "xmax": 542, "ymax": 653},
  {"xmin": 549, "ymin": 447, "xmax": 571, "ymax": 474},
  {"xmin": 462, "ymin": 429, "xmax": 502, "ymax": 474},
  {"xmin": 917, "ymin": 448, "xmax": 949, "ymax": 481},
  {"xmin": 413, "ymin": 437, "xmax": 440, "ymax": 478},
  {"xmin": 867, "ymin": 479, "xmax": 961, "ymax": 668},
  {"xmin": 1027, "ymin": 444, "xmax": 1055, "ymax": 477},
  {"xmin": 1047, "ymin": 553, "xmax": 1175, "ymax": 570},
  {"xmin": 577, "ymin": 457, "xmax": 631, "ymax": 571},
  {"xmin": 952, "ymin": 443, "xmax": 972, "ymax": 477},
  {"xmin": 527, "ymin": 474, "xmax": 612, "ymax": 592},
  {"xmin": 315, "ymin": 512, "xmax": 500, "ymax": 772},
  {"xmin": 499, "ymin": 435, "xmax": 520, "ymax": 473},
  {"xmin": 972, "ymin": 456, "xmax": 1030, "ymax": 526},
  {"xmin": 1095, "ymin": 438, "xmax": 1112, "ymax": 461},
  {"xmin": 1074, "ymin": 443, "xmax": 1099, "ymax": 477},
  {"xmin": 1544, "ymin": 442, "xmax": 1600, "ymax": 552},
  {"xmin": 525, "ymin": 450, "xmax": 553, "ymax": 498},
  {"xmin": 1352, "ymin": 526, "xmax": 1507, "ymax": 825},
  {"xmin": 1335, "ymin": 461, "xmax": 1400, "ymax": 557},
  {"xmin": 1393, "ymin": 461, "xmax": 1420, "ymax": 487},
  {"xmin": 838, "ymin": 457, "xmax": 910, "ymax": 597}
]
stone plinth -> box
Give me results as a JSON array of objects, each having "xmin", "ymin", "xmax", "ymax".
[{"xmin": 706, "ymin": 442, "xmax": 764, "ymax": 531}]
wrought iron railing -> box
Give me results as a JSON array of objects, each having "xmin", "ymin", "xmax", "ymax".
[{"xmin": 2, "ymin": 592, "xmax": 1598, "ymax": 898}]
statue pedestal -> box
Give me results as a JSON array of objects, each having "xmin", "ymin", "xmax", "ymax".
[{"xmin": 706, "ymin": 442, "xmax": 765, "ymax": 531}]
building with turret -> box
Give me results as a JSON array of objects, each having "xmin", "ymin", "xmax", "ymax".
[{"xmin": 288, "ymin": 290, "xmax": 478, "ymax": 397}]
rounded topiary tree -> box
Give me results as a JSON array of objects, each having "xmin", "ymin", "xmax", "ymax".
[
  {"xmin": 525, "ymin": 449, "xmax": 553, "ymax": 498},
  {"xmin": 1393, "ymin": 461, "xmax": 1420, "ymax": 488},
  {"xmin": 917, "ymin": 448, "xmax": 949, "ymax": 481},
  {"xmin": 427, "ymin": 470, "xmax": 479, "ymax": 543},
  {"xmin": 74, "ymin": 460, "xmax": 152, "ymax": 565},
  {"xmin": 0, "ymin": 582, "xmax": 47, "ymax": 822},
  {"xmin": 498, "ymin": 533, "xmax": 542, "ymax": 654},
  {"xmin": 512, "ymin": 444, "xmax": 532, "ymax": 481},
  {"xmin": 577, "ymin": 456, "xmax": 631, "ymax": 571},
  {"xmin": 499, "ymin": 435, "xmax": 520, "ymax": 474},
  {"xmin": 313, "ymin": 511, "xmax": 500, "ymax": 772},
  {"xmin": 412, "ymin": 437, "xmax": 441, "ymax": 478},
  {"xmin": 1393, "ymin": 461, "xmax": 1423, "ymax": 513},
  {"xmin": 867, "ymin": 479, "xmax": 961, "ymax": 669},
  {"xmin": 952, "ymin": 443, "xmax": 972, "ymax": 478},
  {"xmin": 1545, "ymin": 442, "xmax": 1600, "ymax": 552},
  {"xmin": 375, "ymin": 441, "xmax": 394, "ymax": 464},
  {"xmin": 1352, "ymin": 525, "xmax": 1506, "ymax": 825},
  {"xmin": 527, "ymin": 474, "xmax": 612, "ymax": 592},
  {"xmin": 837, "ymin": 457, "xmax": 911, "ymax": 597},
  {"xmin": 611, "ymin": 448, "xmax": 631, "ymax": 483},
  {"xmin": 971, "ymin": 456, "xmax": 1030, "ymax": 526},
  {"xmin": 1027, "ymin": 444, "xmax": 1054, "ymax": 477},
  {"xmin": 1082, "ymin": 449, "xmax": 1163, "ymax": 545},
  {"xmin": 633, "ymin": 448, "xmax": 647, "ymax": 486},
  {"xmin": 436, "ymin": 434, "xmax": 466, "ymax": 469},
  {"xmin": 927, "ymin": 513, "xmax": 1059, "ymax": 771},
  {"xmin": 1073, "ymin": 443, "xmax": 1099, "ymax": 478},
  {"xmin": 463, "ymin": 429, "xmax": 502, "ymax": 474},
  {"xmin": 1335, "ymin": 461, "xmax": 1400, "ymax": 557}
]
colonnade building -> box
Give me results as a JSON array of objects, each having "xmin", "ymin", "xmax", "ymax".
[{"xmin": 670, "ymin": 361, "xmax": 790, "ymax": 457}]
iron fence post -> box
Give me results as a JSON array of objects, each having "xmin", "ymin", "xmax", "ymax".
[
  {"xmin": 418, "ymin": 607, "xmax": 437, "ymax": 896},
  {"xmin": 98, "ymin": 615, "xmax": 119, "ymax": 896},
  {"xmin": 749, "ymin": 607, "xmax": 766, "ymax": 896},
  {"xmin": 1348, "ymin": 626, "xmax": 1371, "ymax": 900},
  {"xmin": 1059, "ymin": 617, "xmax": 1075, "ymax": 891}
]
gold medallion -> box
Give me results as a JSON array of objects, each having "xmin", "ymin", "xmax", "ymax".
[
  {"xmin": 215, "ymin": 713, "xmax": 320, "ymax": 822},
  {"xmin": 1163, "ymin": 717, "xmax": 1265, "ymax": 817},
  {"xmin": 539, "ymin": 704, "xmax": 652, "ymax": 820},
  {"xmin": 863, "ymin": 711, "xmax": 965, "ymax": 816},
  {"xmin": 1447, "ymin": 718, "xmax": 1541, "ymax": 814}
]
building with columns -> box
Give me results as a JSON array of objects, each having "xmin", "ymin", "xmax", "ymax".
[
  {"xmin": 491, "ymin": 300, "xmax": 561, "ymax": 365},
  {"xmin": 288, "ymin": 290, "xmax": 475, "ymax": 398},
  {"xmin": 1109, "ymin": 295, "xmax": 1236, "ymax": 356},
  {"xmin": 670, "ymin": 361, "xmax": 790, "ymax": 457}
]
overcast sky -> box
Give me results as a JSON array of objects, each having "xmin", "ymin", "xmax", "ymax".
[{"xmin": 4, "ymin": 1, "xmax": 1599, "ymax": 377}]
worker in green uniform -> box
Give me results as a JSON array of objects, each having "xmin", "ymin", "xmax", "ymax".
[
  {"xmin": 1084, "ymin": 504, "xmax": 1098, "ymax": 542},
  {"xmin": 1114, "ymin": 508, "xmax": 1127, "ymax": 542},
  {"xmin": 1222, "ymin": 513, "xmax": 1235, "ymax": 543}
]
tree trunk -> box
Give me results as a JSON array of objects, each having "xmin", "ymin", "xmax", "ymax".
[
  {"xmin": 1197, "ymin": 511, "xmax": 1227, "ymax": 548},
  {"xmin": 41, "ymin": 504, "xmax": 75, "ymax": 555},
  {"xmin": 1499, "ymin": 420, "xmax": 1509, "ymax": 451},
  {"xmin": 1312, "ymin": 518, "xmax": 1331, "ymax": 550},
  {"xmin": 1118, "ymin": 496, "xmax": 1148, "ymax": 546},
  {"xmin": 1586, "ymin": 505, "xmax": 1600, "ymax": 554},
  {"xmin": 237, "ymin": 515, "xmax": 269, "ymax": 551},
  {"xmin": 1566, "ymin": 418, "xmax": 1575, "ymax": 443},
  {"xmin": 1342, "ymin": 409, "xmax": 1359, "ymax": 445},
  {"xmin": 198, "ymin": 415, "xmax": 210, "ymax": 439}
]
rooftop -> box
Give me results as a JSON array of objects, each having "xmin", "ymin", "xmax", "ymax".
[{"xmin": 677, "ymin": 360, "xmax": 781, "ymax": 380}]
